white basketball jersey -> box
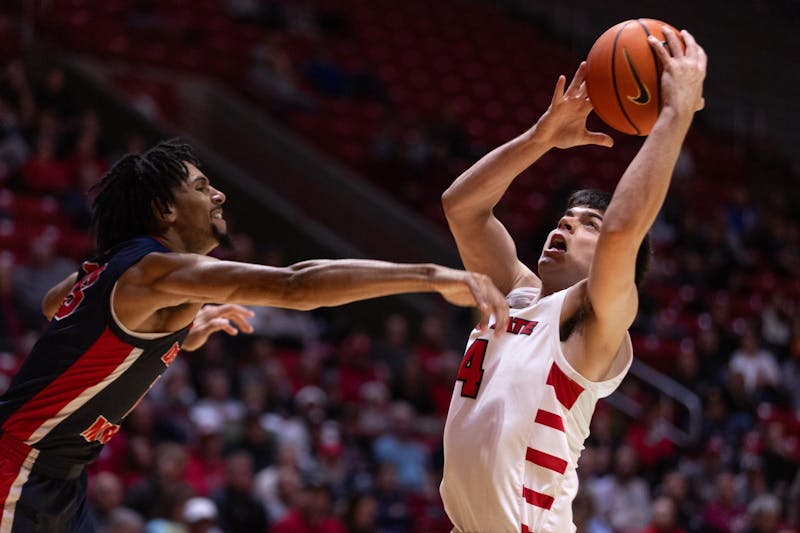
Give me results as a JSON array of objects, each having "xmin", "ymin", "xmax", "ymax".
[{"xmin": 441, "ymin": 286, "xmax": 632, "ymax": 533}]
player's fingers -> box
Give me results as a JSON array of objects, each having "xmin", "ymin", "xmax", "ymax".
[
  {"xmin": 647, "ymin": 35, "xmax": 670, "ymax": 65},
  {"xmin": 565, "ymin": 62, "xmax": 587, "ymax": 95},
  {"xmin": 680, "ymin": 29, "xmax": 698, "ymax": 57},
  {"xmin": 697, "ymin": 45, "xmax": 708, "ymax": 72},
  {"xmin": 210, "ymin": 317, "xmax": 238, "ymax": 336},
  {"xmin": 228, "ymin": 313, "xmax": 255, "ymax": 334},
  {"xmin": 476, "ymin": 302, "xmax": 491, "ymax": 333},
  {"xmin": 551, "ymin": 75, "xmax": 567, "ymax": 104},
  {"xmin": 587, "ymin": 131, "xmax": 614, "ymax": 148},
  {"xmin": 662, "ymin": 26, "xmax": 684, "ymax": 58},
  {"xmin": 492, "ymin": 297, "xmax": 509, "ymax": 338}
]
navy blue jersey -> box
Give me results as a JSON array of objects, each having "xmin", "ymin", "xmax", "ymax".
[{"xmin": 0, "ymin": 236, "xmax": 190, "ymax": 465}]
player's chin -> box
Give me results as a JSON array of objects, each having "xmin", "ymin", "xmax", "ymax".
[{"xmin": 211, "ymin": 223, "xmax": 234, "ymax": 250}]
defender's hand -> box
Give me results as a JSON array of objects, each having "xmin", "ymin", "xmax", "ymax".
[
  {"xmin": 436, "ymin": 269, "xmax": 509, "ymax": 337},
  {"xmin": 182, "ymin": 304, "xmax": 255, "ymax": 352}
]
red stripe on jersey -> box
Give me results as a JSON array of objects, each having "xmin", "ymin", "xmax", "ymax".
[
  {"xmin": 521, "ymin": 525, "xmax": 533, "ymax": 533},
  {"xmin": 545, "ymin": 362, "xmax": 584, "ymax": 409},
  {"xmin": 522, "ymin": 486, "xmax": 554, "ymax": 510},
  {"xmin": 2, "ymin": 328, "xmax": 133, "ymax": 440},
  {"xmin": 0, "ymin": 433, "xmax": 28, "ymax": 515},
  {"xmin": 525, "ymin": 447, "xmax": 568, "ymax": 474},
  {"xmin": 534, "ymin": 409, "xmax": 564, "ymax": 431}
]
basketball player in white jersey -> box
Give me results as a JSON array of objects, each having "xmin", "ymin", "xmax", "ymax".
[{"xmin": 439, "ymin": 28, "xmax": 706, "ymax": 532}]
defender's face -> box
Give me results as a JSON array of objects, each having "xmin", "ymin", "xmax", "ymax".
[
  {"xmin": 171, "ymin": 162, "xmax": 227, "ymax": 253},
  {"xmin": 538, "ymin": 206, "xmax": 604, "ymax": 287}
]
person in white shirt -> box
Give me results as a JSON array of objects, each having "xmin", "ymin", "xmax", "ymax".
[{"xmin": 439, "ymin": 27, "xmax": 707, "ymax": 533}]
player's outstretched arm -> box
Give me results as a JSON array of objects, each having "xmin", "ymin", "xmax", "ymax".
[
  {"xmin": 577, "ymin": 28, "xmax": 707, "ymax": 380},
  {"xmin": 120, "ymin": 253, "xmax": 509, "ymax": 336},
  {"xmin": 442, "ymin": 62, "xmax": 612, "ymax": 295}
]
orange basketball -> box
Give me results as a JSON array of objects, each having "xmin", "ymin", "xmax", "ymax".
[{"xmin": 586, "ymin": 19, "xmax": 683, "ymax": 136}]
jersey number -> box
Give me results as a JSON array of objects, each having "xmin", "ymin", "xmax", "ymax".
[
  {"xmin": 54, "ymin": 262, "xmax": 107, "ymax": 321},
  {"xmin": 457, "ymin": 339, "xmax": 488, "ymax": 398}
]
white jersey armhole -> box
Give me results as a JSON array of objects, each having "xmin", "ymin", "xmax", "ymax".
[{"xmin": 110, "ymin": 282, "xmax": 173, "ymax": 340}]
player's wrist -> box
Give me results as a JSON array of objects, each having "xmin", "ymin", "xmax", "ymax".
[{"xmin": 520, "ymin": 124, "xmax": 556, "ymax": 152}]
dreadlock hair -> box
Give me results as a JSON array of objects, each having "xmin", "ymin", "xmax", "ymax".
[
  {"xmin": 90, "ymin": 139, "xmax": 201, "ymax": 252},
  {"xmin": 566, "ymin": 189, "xmax": 653, "ymax": 286}
]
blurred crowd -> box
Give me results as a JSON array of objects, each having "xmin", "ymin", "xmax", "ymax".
[{"xmin": 2, "ymin": 1, "xmax": 800, "ymax": 532}]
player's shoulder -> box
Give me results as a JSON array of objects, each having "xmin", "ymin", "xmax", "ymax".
[{"xmin": 120, "ymin": 250, "xmax": 208, "ymax": 285}]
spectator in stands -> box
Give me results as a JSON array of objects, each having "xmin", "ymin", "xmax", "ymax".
[
  {"xmin": 89, "ymin": 471, "xmax": 129, "ymax": 533},
  {"xmin": 182, "ymin": 497, "xmax": 221, "ymax": 533},
  {"xmin": 337, "ymin": 331, "xmax": 387, "ymax": 405},
  {"xmin": 35, "ymin": 66, "xmax": 77, "ymax": 120},
  {"xmin": 247, "ymin": 37, "xmax": 317, "ymax": 114},
  {"xmin": 0, "ymin": 60, "xmax": 35, "ymax": 126},
  {"xmin": 124, "ymin": 442, "xmax": 195, "ymax": 522},
  {"xmin": 373, "ymin": 401, "xmax": 432, "ymax": 494},
  {"xmin": 572, "ymin": 488, "xmax": 612, "ymax": 533},
  {"xmin": 728, "ymin": 329, "xmax": 781, "ymax": 397},
  {"xmin": 211, "ymin": 450, "xmax": 268, "ymax": 533},
  {"xmin": 590, "ymin": 444, "xmax": 652, "ymax": 533},
  {"xmin": 0, "ymin": 97, "xmax": 29, "ymax": 182},
  {"xmin": 22, "ymin": 135, "xmax": 72, "ymax": 194},
  {"xmin": 372, "ymin": 462, "xmax": 413, "ymax": 532},
  {"xmin": 659, "ymin": 470, "xmax": 702, "ymax": 533},
  {"xmin": 640, "ymin": 496, "xmax": 686, "ymax": 533},
  {"xmin": 105, "ymin": 508, "xmax": 144, "ymax": 533},
  {"xmin": 782, "ymin": 323, "xmax": 800, "ymax": 409},
  {"xmin": 374, "ymin": 313, "xmax": 412, "ymax": 380},
  {"xmin": 271, "ymin": 472, "xmax": 346, "ymax": 533},
  {"xmin": 701, "ymin": 471, "xmax": 748, "ymax": 533},
  {"xmin": 185, "ymin": 408, "xmax": 227, "ymax": 497},
  {"xmin": 254, "ymin": 461, "xmax": 303, "ymax": 524},
  {"xmin": 190, "ymin": 367, "xmax": 246, "ymax": 432},
  {"xmin": 743, "ymin": 494, "xmax": 784, "ymax": 533},
  {"xmin": 343, "ymin": 492, "xmax": 379, "ymax": 533}
]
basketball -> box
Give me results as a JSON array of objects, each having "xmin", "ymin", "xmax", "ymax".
[{"xmin": 586, "ymin": 19, "xmax": 683, "ymax": 136}]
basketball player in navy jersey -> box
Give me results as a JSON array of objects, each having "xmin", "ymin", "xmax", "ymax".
[
  {"xmin": 0, "ymin": 140, "xmax": 509, "ymax": 532},
  {"xmin": 439, "ymin": 28, "xmax": 706, "ymax": 532}
]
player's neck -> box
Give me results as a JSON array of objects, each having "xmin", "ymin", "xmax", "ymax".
[{"xmin": 539, "ymin": 276, "xmax": 579, "ymax": 298}]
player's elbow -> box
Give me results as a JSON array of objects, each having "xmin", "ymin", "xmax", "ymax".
[
  {"xmin": 441, "ymin": 187, "xmax": 476, "ymax": 222},
  {"xmin": 441, "ymin": 187, "xmax": 458, "ymax": 214}
]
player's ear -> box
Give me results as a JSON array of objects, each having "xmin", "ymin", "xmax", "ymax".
[{"xmin": 152, "ymin": 201, "xmax": 176, "ymax": 225}]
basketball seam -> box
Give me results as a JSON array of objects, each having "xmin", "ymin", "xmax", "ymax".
[
  {"xmin": 636, "ymin": 19, "xmax": 663, "ymax": 119},
  {"xmin": 611, "ymin": 21, "xmax": 640, "ymax": 135}
]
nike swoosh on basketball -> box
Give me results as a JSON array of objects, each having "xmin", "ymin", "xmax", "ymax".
[{"xmin": 623, "ymin": 48, "xmax": 650, "ymax": 105}]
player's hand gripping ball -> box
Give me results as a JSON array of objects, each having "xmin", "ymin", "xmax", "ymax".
[{"xmin": 586, "ymin": 18, "xmax": 685, "ymax": 136}]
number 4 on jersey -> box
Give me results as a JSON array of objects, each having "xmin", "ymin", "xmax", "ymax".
[{"xmin": 457, "ymin": 339, "xmax": 488, "ymax": 398}]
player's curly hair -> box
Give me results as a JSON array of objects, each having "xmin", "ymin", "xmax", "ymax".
[
  {"xmin": 567, "ymin": 189, "xmax": 653, "ymax": 286},
  {"xmin": 90, "ymin": 139, "xmax": 201, "ymax": 252}
]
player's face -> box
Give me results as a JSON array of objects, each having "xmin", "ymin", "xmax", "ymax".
[
  {"xmin": 537, "ymin": 206, "xmax": 603, "ymax": 288},
  {"xmin": 171, "ymin": 162, "xmax": 228, "ymax": 254}
]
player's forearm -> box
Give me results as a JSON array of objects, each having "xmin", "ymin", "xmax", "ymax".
[
  {"xmin": 231, "ymin": 259, "xmax": 447, "ymax": 310},
  {"xmin": 442, "ymin": 129, "xmax": 551, "ymax": 219},
  {"xmin": 602, "ymin": 107, "xmax": 694, "ymax": 239}
]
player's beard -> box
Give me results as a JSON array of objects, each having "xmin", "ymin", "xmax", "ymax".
[{"xmin": 212, "ymin": 224, "xmax": 234, "ymax": 250}]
